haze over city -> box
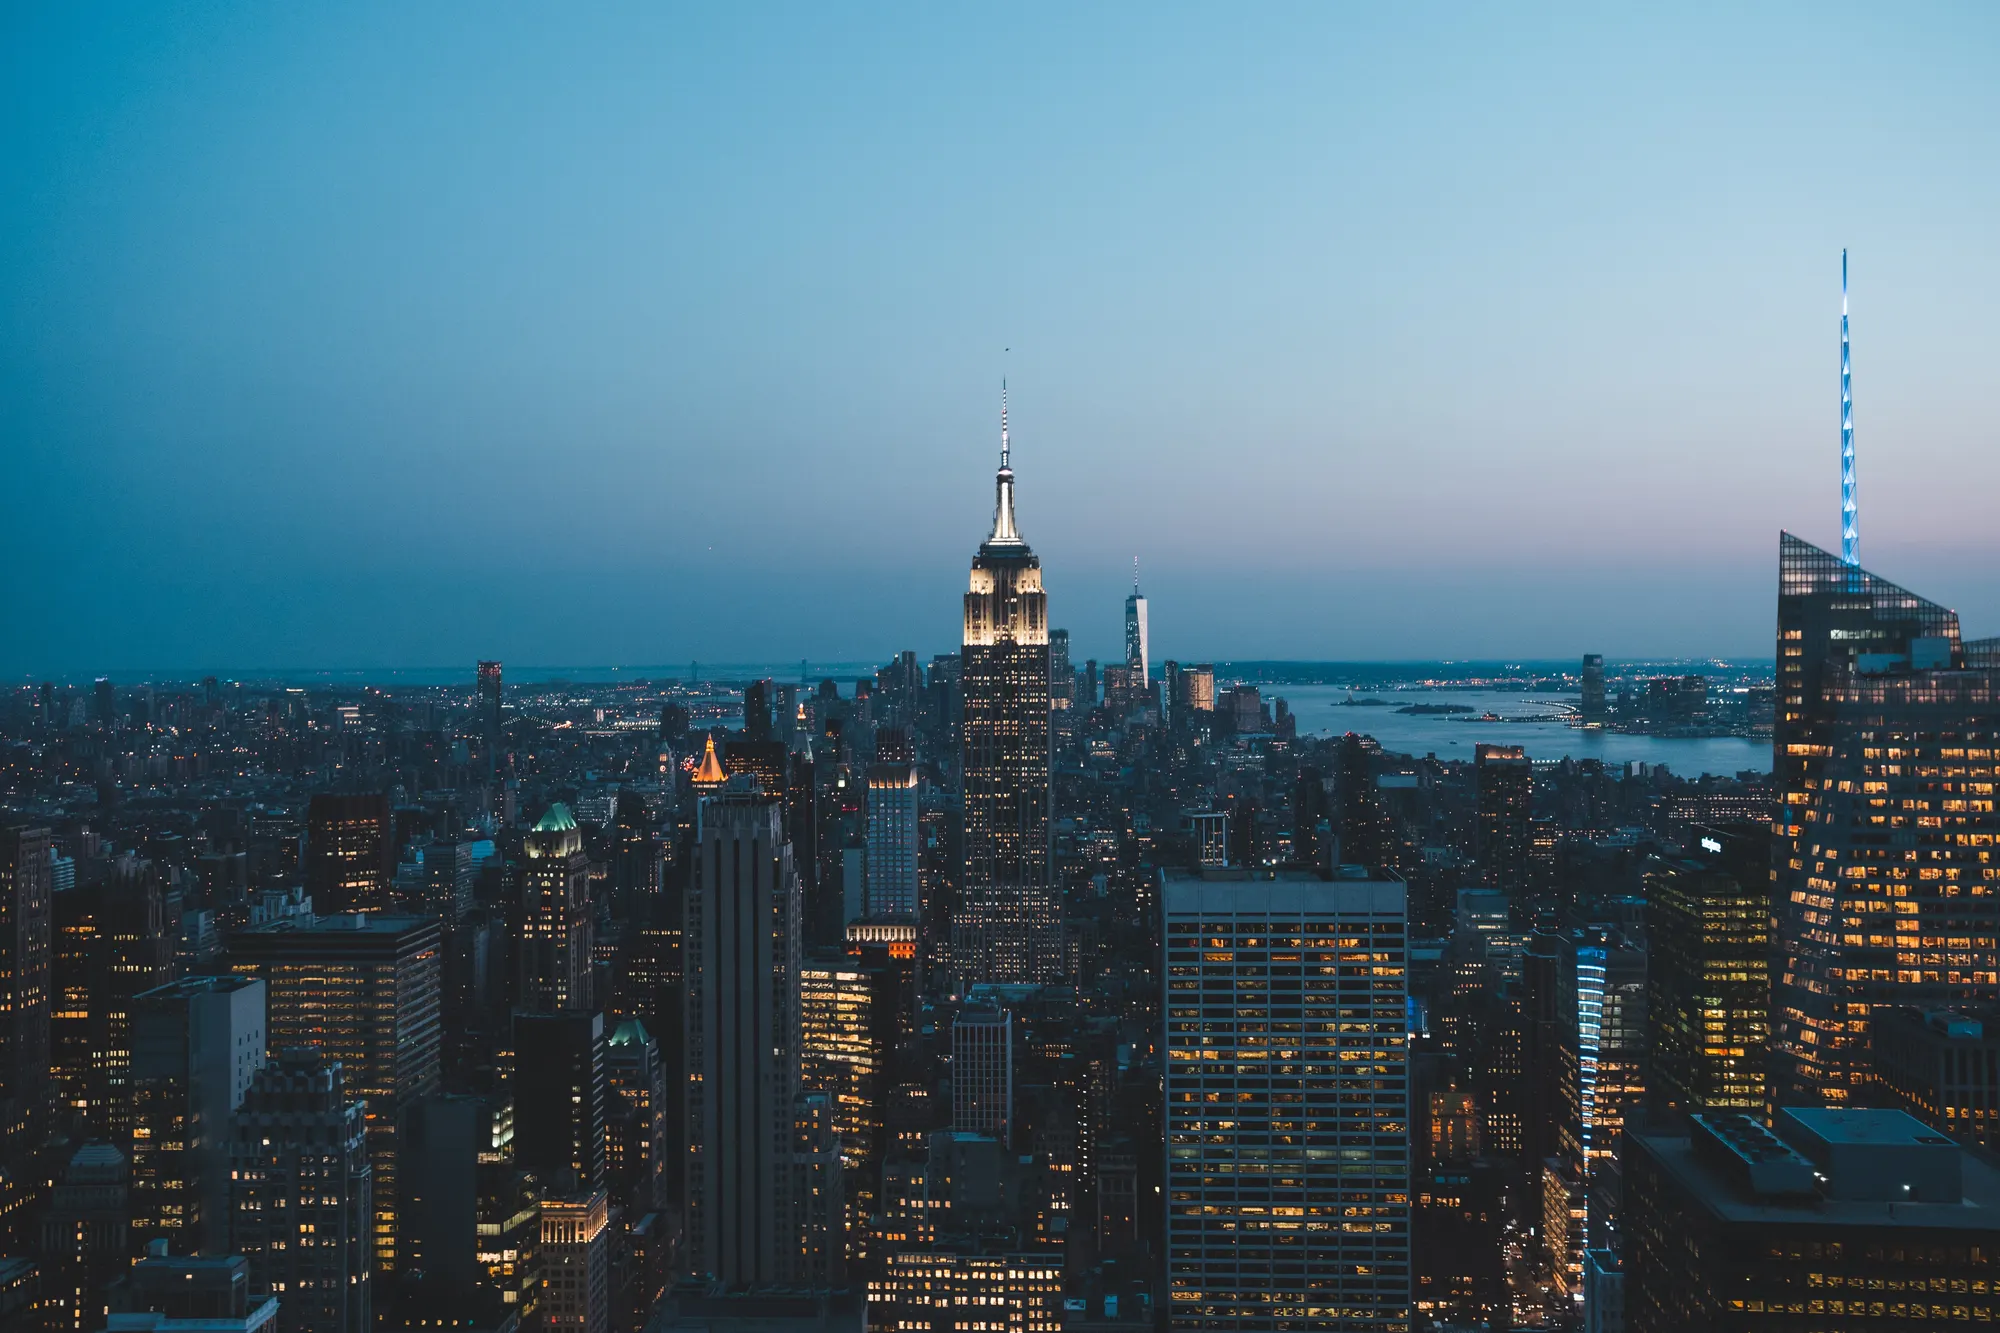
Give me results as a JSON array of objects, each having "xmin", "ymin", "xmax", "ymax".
[{"xmin": 6, "ymin": 5, "xmax": 2000, "ymax": 674}]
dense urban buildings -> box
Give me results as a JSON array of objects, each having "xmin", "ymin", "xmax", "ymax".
[{"xmin": 15, "ymin": 381, "xmax": 2000, "ymax": 1333}]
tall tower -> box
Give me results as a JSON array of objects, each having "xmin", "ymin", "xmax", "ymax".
[
  {"xmin": 1124, "ymin": 559, "xmax": 1149, "ymax": 689},
  {"xmin": 1840, "ymin": 249, "xmax": 1857, "ymax": 566},
  {"xmin": 959, "ymin": 385, "xmax": 1059, "ymax": 985}
]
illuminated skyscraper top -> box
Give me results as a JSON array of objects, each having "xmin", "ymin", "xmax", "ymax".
[{"xmin": 1841, "ymin": 249, "xmax": 1857, "ymax": 566}]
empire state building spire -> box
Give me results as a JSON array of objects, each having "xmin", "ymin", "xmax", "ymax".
[{"xmin": 987, "ymin": 380, "xmax": 1023, "ymax": 548}]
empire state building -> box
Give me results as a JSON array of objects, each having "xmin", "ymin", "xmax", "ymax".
[{"xmin": 958, "ymin": 388, "xmax": 1059, "ymax": 984}]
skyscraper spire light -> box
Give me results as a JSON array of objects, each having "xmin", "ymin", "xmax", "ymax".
[
  {"xmin": 1841, "ymin": 249, "xmax": 1857, "ymax": 566},
  {"xmin": 988, "ymin": 379, "xmax": 1021, "ymax": 547}
]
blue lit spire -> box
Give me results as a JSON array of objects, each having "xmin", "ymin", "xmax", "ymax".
[{"xmin": 1841, "ymin": 249, "xmax": 1857, "ymax": 566}]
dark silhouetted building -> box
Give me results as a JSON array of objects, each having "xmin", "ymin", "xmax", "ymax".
[
  {"xmin": 514, "ymin": 1010, "xmax": 607, "ymax": 1192},
  {"xmin": 1624, "ymin": 1109, "xmax": 2000, "ymax": 1332},
  {"xmin": 0, "ymin": 823, "xmax": 52, "ymax": 1225},
  {"xmin": 305, "ymin": 795, "xmax": 396, "ymax": 915},
  {"xmin": 1474, "ymin": 745, "xmax": 1531, "ymax": 896},
  {"xmin": 1645, "ymin": 827, "xmax": 1769, "ymax": 1115},
  {"xmin": 228, "ymin": 1051, "xmax": 372, "ymax": 1333}
]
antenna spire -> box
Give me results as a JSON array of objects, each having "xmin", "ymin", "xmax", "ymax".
[
  {"xmin": 1841, "ymin": 249, "xmax": 1857, "ymax": 566},
  {"xmin": 1133, "ymin": 556, "xmax": 1140, "ymax": 593},
  {"xmin": 1000, "ymin": 378, "xmax": 1010, "ymax": 470}
]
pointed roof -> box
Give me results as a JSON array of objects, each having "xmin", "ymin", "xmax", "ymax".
[
  {"xmin": 533, "ymin": 803, "xmax": 577, "ymax": 833},
  {"xmin": 693, "ymin": 734, "xmax": 728, "ymax": 786},
  {"xmin": 984, "ymin": 380, "xmax": 1026, "ymax": 550}
]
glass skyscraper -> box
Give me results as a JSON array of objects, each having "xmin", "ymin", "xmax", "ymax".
[{"xmin": 1772, "ymin": 532, "xmax": 1999, "ymax": 1104}]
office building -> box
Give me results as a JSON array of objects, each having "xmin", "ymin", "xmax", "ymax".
[
  {"xmin": 1870, "ymin": 1006, "xmax": 1999, "ymax": 1150},
  {"xmin": 107, "ymin": 1245, "xmax": 278, "ymax": 1333},
  {"xmin": 864, "ymin": 764, "xmax": 921, "ymax": 921},
  {"xmin": 1473, "ymin": 745, "xmax": 1531, "ymax": 896},
  {"xmin": 513, "ymin": 1010, "xmax": 607, "ymax": 1193},
  {"xmin": 950, "ymin": 1009, "xmax": 1012, "ymax": 1144},
  {"xmin": 604, "ymin": 1019, "xmax": 667, "ymax": 1213},
  {"xmin": 519, "ymin": 805, "xmax": 595, "ymax": 1014},
  {"xmin": 1624, "ymin": 1109, "xmax": 2000, "ymax": 1331},
  {"xmin": 959, "ymin": 393, "xmax": 1059, "ymax": 985},
  {"xmin": 1770, "ymin": 532, "xmax": 1987, "ymax": 1103},
  {"xmin": 398, "ymin": 1095, "xmax": 484, "ymax": 1300},
  {"xmin": 229, "ymin": 914, "xmax": 443, "ymax": 1273},
  {"xmin": 1644, "ymin": 826, "xmax": 1768, "ymax": 1114},
  {"xmin": 228, "ymin": 1052, "xmax": 372, "ymax": 1333},
  {"xmin": 866, "ymin": 1249, "xmax": 1063, "ymax": 1333},
  {"xmin": 129, "ymin": 976, "xmax": 267, "ymax": 1255},
  {"xmin": 1125, "ymin": 569, "xmax": 1149, "ymax": 689},
  {"xmin": 539, "ymin": 1191, "xmax": 610, "ymax": 1333},
  {"xmin": 1580, "ymin": 654, "xmax": 1606, "ymax": 722},
  {"xmin": 0, "ymin": 824, "xmax": 52, "ymax": 1216},
  {"xmin": 1163, "ymin": 867, "xmax": 1411, "ymax": 1332},
  {"xmin": 304, "ymin": 795, "xmax": 395, "ymax": 915},
  {"xmin": 477, "ymin": 661, "xmax": 503, "ymax": 780},
  {"xmin": 54, "ymin": 854, "xmax": 174, "ymax": 1142},
  {"xmin": 37, "ymin": 1143, "xmax": 132, "ymax": 1333},
  {"xmin": 800, "ymin": 960, "xmax": 883, "ymax": 1260},
  {"xmin": 684, "ymin": 789, "xmax": 818, "ymax": 1289}
]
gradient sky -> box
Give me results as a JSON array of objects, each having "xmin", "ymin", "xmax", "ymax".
[{"xmin": 5, "ymin": 4, "xmax": 1998, "ymax": 677}]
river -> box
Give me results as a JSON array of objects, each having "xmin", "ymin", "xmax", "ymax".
[{"xmin": 1275, "ymin": 684, "xmax": 1769, "ymax": 777}]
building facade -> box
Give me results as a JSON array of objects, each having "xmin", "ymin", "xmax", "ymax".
[
  {"xmin": 229, "ymin": 914, "xmax": 442, "ymax": 1273},
  {"xmin": 228, "ymin": 1052, "xmax": 372, "ymax": 1333},
  {"xmin": 959, "ymin": 400, "xmax": 1059, "ymax": 985},
  {"xmin": 1163, "ymin": 868, "xmax": 1411, "ymax": 1332}
]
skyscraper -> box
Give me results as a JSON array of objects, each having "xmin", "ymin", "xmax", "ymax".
[
  {"xmin": 950, "ymin": 1008, "xmax": 1013, "ymax": 1143},
  {"xmin": 959, "ymin": 387, "xmax": 1058, "ymax": 985},
  {"xmin": 684, "ymin": 788, "xmax": 819, "ymax": 1289},
  {"xmin": 0, "ymin": 823, "xmax": 52, "ymax": 1209},
  {"xmin": 1644, "ymin": 827, "xmax": 1768, "ymax": 1115},
  {"xmin": 1770, "ymin": 534, "xmax": 1995, "ymax": 1104},
  {"xmin": 1125, "ymin": 561, "xmax": 1149, "ymax": 689},
  {"xmin": 130, "ymin": 975, "xmax": 267, "ymax": 1255},
  {"xmin": 229, "ymin": 914, "xmax": 442, "ymax": 1273},
  {"xmin": 1163, "ymin": 867, "xmax": 1411, "ymax": 1332},
  {"xmin": 228, "ymin": 1051, "xmax": 372, "ymax": 1333},
  {"xmin": 539, "ymin": 1191, "xmax": 610, "ymax": 1333},
  {"xmin": 477, "ymin": 661, "xmax": 503, "ymax": 781},
  {"xmin": 1474, "ymin": 745, "xmax": 1531, "ymax": 897},
  {"xmin": 864, "ymin": 764, "xmax": 920, "ymax": 922},
  {"xmin": 513, "ymin": 1011, "xmax": 608, "ymax": 1193},
  {"xmin": 1579, "ymin": 654, "xmax": 1606, "ymax": 721},
  {"xmin": 304, "ymin": 794, "xmax": 395, "ymax": 915},
  {"xmin": 518, "ymin": 804, "xmax": 595, "ymax": 1014}
]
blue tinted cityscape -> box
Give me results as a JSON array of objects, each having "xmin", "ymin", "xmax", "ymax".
[{"xmin": 4, "ymin": 9, "xmax": 1999, "ymax": 1333}]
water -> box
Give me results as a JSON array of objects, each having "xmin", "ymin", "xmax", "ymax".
[{"xmin": 1278, "ymin": 685, "xmax": 1768, "ymax": 777}]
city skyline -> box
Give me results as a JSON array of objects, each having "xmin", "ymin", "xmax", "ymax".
[{"xmin": 7, "ymin": 7, "xmax": 2000, "ymax": 673}]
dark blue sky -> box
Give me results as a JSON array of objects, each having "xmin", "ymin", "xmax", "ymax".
[{"xmin": 6, "ymin": 4, "xmax": 1998, "ymax": 677}]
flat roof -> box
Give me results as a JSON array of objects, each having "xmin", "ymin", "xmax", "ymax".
[
  {"xmin": 1785, "ymin": 1107, "xmax": 1958, "ymax": 1148},
  {"xmin": 235, "ymin": 912, "xmax": 438, "ymax": 937},
  {"xmin": 1631, "ymin": 1129, "xmax": 2000, "ymax": 1232}
]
